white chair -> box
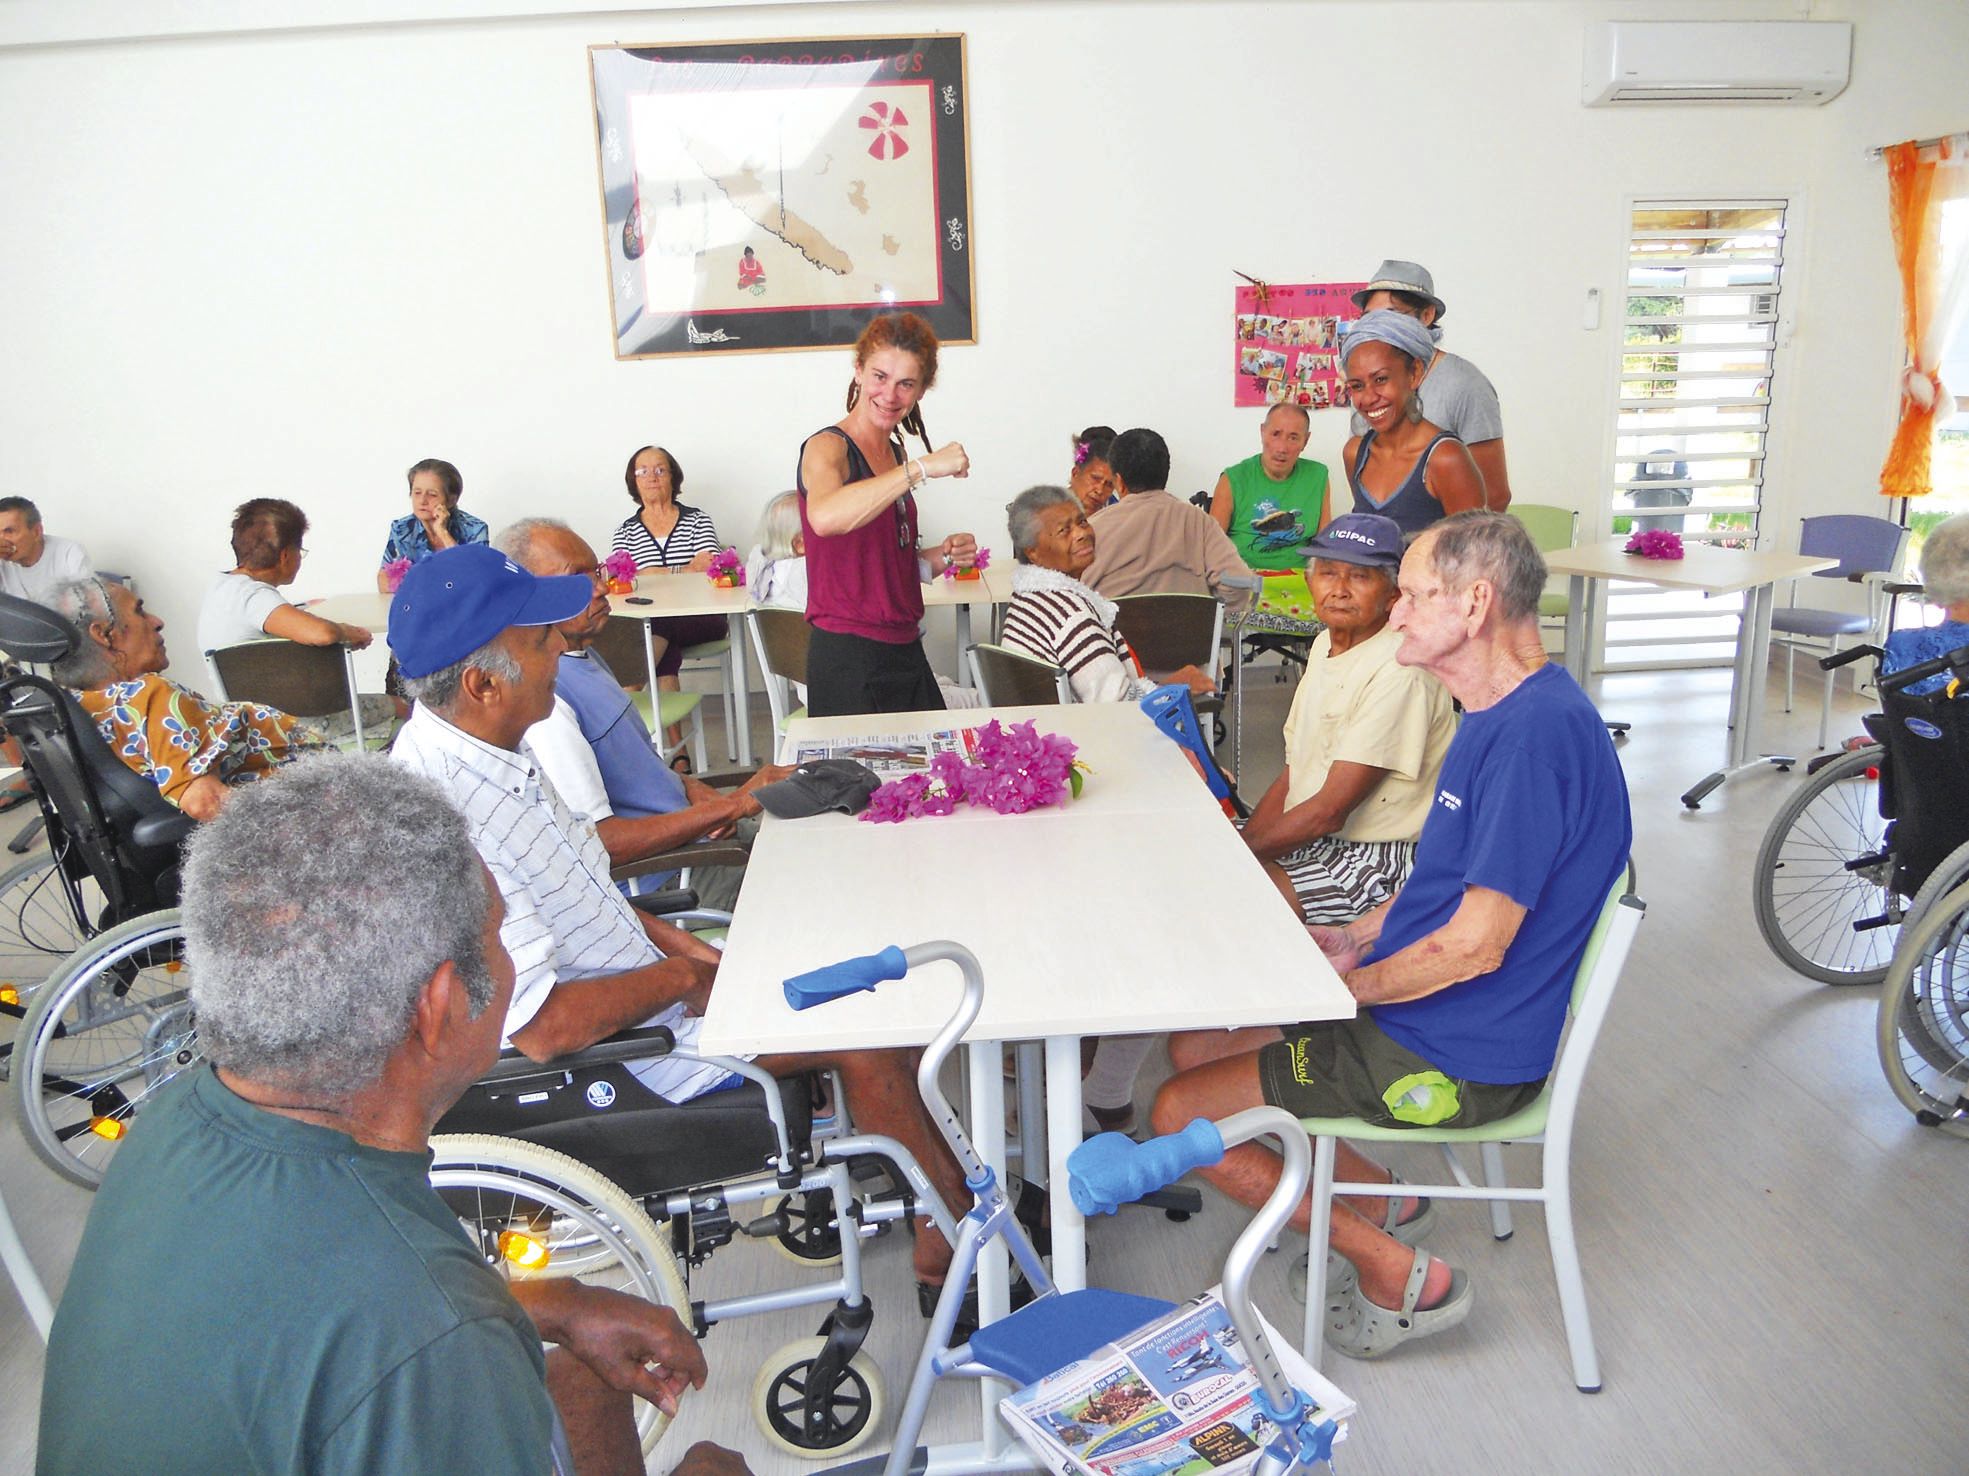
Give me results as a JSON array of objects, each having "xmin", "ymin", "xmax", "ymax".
[
  {"xmin": 1301, "ymin": 870, "xmax": 1645, "ymax": 1392},
  {"xmin": 967, "ymin": 643, "xmax": 1071, "ymax": 706},
  {"xmin": 680, "ymin": 635, "xmax": 738, "ymax": 763},
  {"xmin": 746, "ymin": 608, "xmax": 810, "ymax": 749}
]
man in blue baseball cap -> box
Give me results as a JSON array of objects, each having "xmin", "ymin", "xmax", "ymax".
[
  {"xmin": 385, "ymin": 545, "xmax": 983, "ymax": 1309},
  {"xmin": 1243, "ymin": 512, "xmax": 1455, "ymax": 927}
]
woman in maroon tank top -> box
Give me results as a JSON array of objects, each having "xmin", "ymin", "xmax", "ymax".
[{"xmin": 796, "ymin": 313, "xmax": 978, "ymax": 716}]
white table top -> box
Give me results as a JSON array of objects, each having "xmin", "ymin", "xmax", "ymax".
[
  {"xmin": 1542, "ymin": 539, "xmax": 1837, "ymax": 597},
  {"xmin": 315, "ymin": 562, "xmax": 1013, "ymax": 634},
  {"xmin": 702, "ymin": 702, "xmax": 1353, "ymax": 1056}
]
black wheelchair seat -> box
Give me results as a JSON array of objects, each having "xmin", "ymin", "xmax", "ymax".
[
  {"xmin": 437, "ymin": 1057, "xmax": 816, "ymax": 1201},
  {"xmin": 1872, "ymin": 679, "xmax": 1969, "ymax": 900}
]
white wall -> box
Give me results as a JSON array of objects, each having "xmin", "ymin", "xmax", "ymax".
[{"xmin": 1, "ymin": 0, "xmax": 1963, "ymax": 683}]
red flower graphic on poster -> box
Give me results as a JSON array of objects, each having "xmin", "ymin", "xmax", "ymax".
[
  {"xmin": 861, "ymin": 100, "xmax": 910, "ymax": 160},
  {"xmin": 1232, "ymin": 281, "xmax": 1367, "ymax": 409}
]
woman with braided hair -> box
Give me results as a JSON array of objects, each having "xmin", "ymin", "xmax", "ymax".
[
  {"xmin": 796, "ymin": 311, "xmax": 978, "ymax": 715},
  {"xmin": 1340, "ymin": 309, "xmax": 1486, "ymax": 538}
]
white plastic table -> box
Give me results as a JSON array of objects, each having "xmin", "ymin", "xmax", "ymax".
[
  {"xmin": 702, "ymin": 702, "xmax": 1352, "ymax": 1470},
  {"xmin": 1542, "ymin": 540, "xmax": 1836, "ymax": 807}
]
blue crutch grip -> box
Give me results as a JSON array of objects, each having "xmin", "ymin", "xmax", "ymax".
[
  {"xmin": 1139, "ymin": 685, "xmax": 1232, "ymax": 801},
  {"xmin": 783, "ymin": 946, "xmax": 909, "ymax": 1010},
  {"xmin": 1067, "ymin": 1117, "xmax": 1225, "ymax": 1216}
]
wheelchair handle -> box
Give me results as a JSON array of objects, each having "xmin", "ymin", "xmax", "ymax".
[
  {"xmin": 1067, "ymin": 1117, "xmax": 1225, "ymax": 1217},
  {"xmin": 1818, "ymin": 644, "xmax": 1879, "ymax": 673},
  {"xmin": 1879, "ymin": 640, "xmax": 1969, "ymax": 696},
  {"xmin": 784, "ymin": 946, "xmax": 909, "ymax": 1010}
]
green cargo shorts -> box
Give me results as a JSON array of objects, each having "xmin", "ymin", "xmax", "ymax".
[{"xmin": 1256, "ymin": 1012, "xmax": 1544, "ymax": 1128}]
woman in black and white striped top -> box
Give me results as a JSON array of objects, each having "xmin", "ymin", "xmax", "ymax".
[
  {"xmin": 1001, "ymin": 484, "xmax": 1215, "ymax": 704},
  {"xmin": 609, "ymin": 445, "xmax": 729, "ymax": 727}
]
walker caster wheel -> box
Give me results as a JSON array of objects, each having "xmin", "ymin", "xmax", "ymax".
[
  {"xmin": 753, "ymin": 1336, "xmax": 885, "ymax": 1457},
  {"xmin": 1165, "ymin": 1209, "xmax": 1193, "ymax": 1222}
]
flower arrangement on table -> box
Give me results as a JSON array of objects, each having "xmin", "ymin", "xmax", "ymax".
[
  {"xmin": 941, "ymin": 546, "xmax": 991, "ymax": 582},
  {"xmin": 381, "ymin": 557, "xmax": 413, "ymax": 593},
  {"xmin": 862, "ymin": 719, "xmax": 1085, "ymax": 823},
  {"xmin": 1623, "ymin": 529, "xmax": 1685, "ymax": 561},
  {"xmin": 705, "ymin": 547, "xmax": 746, "ymax": 588},
  {"xmin": 602, "ymin": 550, "xmax": 640, "ymax": 594}
]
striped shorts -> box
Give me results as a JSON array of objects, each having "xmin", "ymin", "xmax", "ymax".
[{"xmin": 1276, "ymin": 836, "xmax": 1416, "ymax": 925}]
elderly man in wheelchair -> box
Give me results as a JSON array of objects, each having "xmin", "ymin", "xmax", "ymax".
[
  {"xmin": 38, "ymin": 752, "xmax": 748, "ymax": 1476},
  {"xmin": 1152, "ymin": 512, "xmax": 1632, "ymax": 1361}
]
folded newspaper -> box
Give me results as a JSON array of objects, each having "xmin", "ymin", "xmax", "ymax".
[
  {"xmin": 790, "ymin": 727, "xmax": 982, "ymax": 777},
  {"xmin": 999, "ymin": 1289, "xmax": 1354, "ymax": 1476}
]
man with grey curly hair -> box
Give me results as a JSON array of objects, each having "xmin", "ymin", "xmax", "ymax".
[
  {"xmin": 1153, "ymin": 511, "xmax": 1629, "ymax": 1362},
  {"xmin": 39, "ymin": 753, "xmax": 746, "ymax": 1476}
]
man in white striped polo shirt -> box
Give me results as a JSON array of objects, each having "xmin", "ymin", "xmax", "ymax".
[{"xmin": 385, "ymin": 544, "xmax": 976, "ymax": 1291}]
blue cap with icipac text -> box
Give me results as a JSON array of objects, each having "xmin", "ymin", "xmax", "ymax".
[
  {"xmin": 387, "ymin": 544, "xmax": 594, "ymax": 679},
  {"xmin": 1298, "ymin": 512, "xmax": 1405, "ymax": 569}
]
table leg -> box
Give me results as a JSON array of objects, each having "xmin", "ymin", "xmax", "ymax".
[
  {"xmin": 1043, "ymin": 1034, "xmax": 1088, "ymax": 1293},
  {"xmin": 964, "ymin": 1040, "xmax": 1013, "ymax": 1457},
  {"xmin": 1015, "ymin": 1042, "xmax": 1046, "ymax": 1191},
  {"xmin": 1681, "ymin": 580, "xmax": 1794, "ymax": 810},
  {"xmin": 1741, "ymin": 581, "xmax": 1778, "ymax": 763},
  {"xmin": 1562, "ymin": 574, "xmax": 1588, "ymax": 681},
  {"xmin": 727, "ymin": 613, "xmax": 753, "ymax": 768},
  {"xmin": 956, "ymin": 604, "xmax": 974, "ymax": 688},
  {"xmin": 342, "ymin": 648, "xmax": 365, "ymax": 749}
]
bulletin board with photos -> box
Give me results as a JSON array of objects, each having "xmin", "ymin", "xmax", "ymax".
[{"xmin": 1232, "ymin": 282, "xmax": 1366, "ymax": 408}]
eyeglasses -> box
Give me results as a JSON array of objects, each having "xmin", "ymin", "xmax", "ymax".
[
  {"xmin": 632, "ymin": 465, "xmax": 670, "ymax": 479},
  {"xmin": 585, "ymin": 566, "xmax": 609, "ymax": 591}
]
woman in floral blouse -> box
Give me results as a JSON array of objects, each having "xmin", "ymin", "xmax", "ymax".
[{"xmin": 49, "ymin": 578, "xmax": 323, "ymax": 821}]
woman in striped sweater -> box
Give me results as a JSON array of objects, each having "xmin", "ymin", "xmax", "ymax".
[
  {"xmin": 1000, "ymin": 485, "xmax": 1213, "ymax": 704},
  {"xmin": 609, "ymin": 445, "xmax": 729, "ymax": 750}
]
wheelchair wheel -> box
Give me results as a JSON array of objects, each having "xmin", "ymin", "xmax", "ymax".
[
  {"xmin": 1877, "ymin": 881, "xmax": 1969, "ymax": 1136},
  {"xmin": 0, "ymin": 855, "xmax": 92, "ymax": 1060},
  {"xmin": 13, "ymin": 909, "xmax": 196, "ymax": 1188},
  {"xmin": 752, "ymin": 1334, "xmax": 885, "ymax": 1459},
  {"xmin": 1752, "ymin": 746, "xmax": 1900, "ymax": 985},
  {"xmin": 767, "ymin": 1190, "xmax": 845, "ymax": 1266},
  {"xmin": 429, "ymin": 1134, "xmax": 687, "ymax": 1457}
]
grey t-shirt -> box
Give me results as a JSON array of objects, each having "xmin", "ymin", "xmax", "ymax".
[
  {"xmin": 0, "ymin": 534, "xmax": 92, "ymax": 608},
  {"xmin": 1352, "ymin": 349, "xmax": 1504, "ymax": 444},
  {"xmin": 197, "ymin": 570, "xmax": 288, "ymax": 658}
]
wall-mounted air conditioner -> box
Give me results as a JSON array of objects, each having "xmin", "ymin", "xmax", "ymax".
[{"xmin": 1583, "ymin": 21, "xmax": 1852, "ymax": 106}]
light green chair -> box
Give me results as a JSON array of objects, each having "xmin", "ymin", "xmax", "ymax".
[
  {"xmin": 590, "ymin": 616, "xmax": 707, "ymax": 771},
  {"xmin": 1300, "ymin": 867, "xmax": 1644, "ymax": 1392},
  {"xmin": 1510, "ymin": 503, "xmax": 1580, "ymax": 624}
]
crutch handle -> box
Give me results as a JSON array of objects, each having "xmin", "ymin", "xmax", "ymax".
[
  {"xmin": 1068, "ymin": 1117, "xmax": 1225, "ymax": 1216},
  {"xmin": 783, "ymin": 946, "xmax": 909, "ymax": 1009}
]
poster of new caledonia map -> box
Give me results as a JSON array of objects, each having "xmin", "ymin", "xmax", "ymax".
[{"xmin": 590, "ymin": 36, "xmax": 976, "ymax": 359}]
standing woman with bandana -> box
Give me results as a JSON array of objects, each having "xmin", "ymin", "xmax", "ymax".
[
  {"xmin": 797, "ymin": 312, "xmax": 977, "ymax": 716},
  {"xmin": 1338, "ymin": 310, "xmax": 1486, "ymax": 538}
]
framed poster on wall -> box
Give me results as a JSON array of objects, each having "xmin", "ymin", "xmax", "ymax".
[{"xmin": 590, "ymin": 35, "xmax": 975, "ymax": 360}]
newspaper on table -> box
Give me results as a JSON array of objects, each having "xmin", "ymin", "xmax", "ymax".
[
  {"xmin": 790, "ymin": 727, "xmax": 983, "ymax": 777},
  {"xmin": 999, "ymin": 1288, "xmax": 1354, "ymax": 1476}
]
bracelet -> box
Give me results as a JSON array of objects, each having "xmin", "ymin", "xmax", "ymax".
[{"xmin": 906, "ymin": 459, "xmax": 924, "ymax": 490}]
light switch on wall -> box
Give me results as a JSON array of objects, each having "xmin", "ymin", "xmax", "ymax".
[{"xmin": 1583, "ymin": 286, "xmax": 1601, "ymax": 330}]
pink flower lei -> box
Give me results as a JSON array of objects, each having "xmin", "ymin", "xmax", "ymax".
[
  {"xmin": 1623, "ymin": 529, "xmax": 1685, "ymax": 560},
  {"xmin": 603, "ymin": 549, "xmax": 640, "ymax": 583},
  {"xmin": 705, "ymin": 547, "xmax": 746, "ymax": 584},
  {"xmin": 861, "ymin": 719, "xmax": 1084, "ymax": 823},
  {"xmin": 382, "ymin": 557, "xmax": 413, "ymax": 592},
  {"xmin": 940, "ymin": 546, "xmax": 991, "ymax": 579}
]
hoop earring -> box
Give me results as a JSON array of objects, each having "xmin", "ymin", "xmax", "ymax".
[{"xmin": 1405, "ymin": 389, "xmax": 1425, "ymax": 424}]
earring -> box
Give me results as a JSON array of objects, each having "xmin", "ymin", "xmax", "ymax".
[
  {"xmin": 1405, "ymin": 389, "xmax": 1426, "ymax": 424},
  {"xmin": 845, "ymin": 381, "xmax": 861, "ymax": 412}
]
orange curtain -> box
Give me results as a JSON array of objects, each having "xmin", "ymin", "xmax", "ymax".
[{"xmin": 1880, "ymin": 137, "xmax": 1969, "ymax": 498}]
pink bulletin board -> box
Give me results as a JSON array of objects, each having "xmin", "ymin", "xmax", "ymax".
[{"xmin": 1233, "ymin": 281, "xmax": 1367, "ymax": 409}]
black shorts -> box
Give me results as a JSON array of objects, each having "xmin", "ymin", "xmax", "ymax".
[
  {"xmin": 806, "ymin": 628, "xmax": 946, "ymax": 717},
  {"xmin": 1256, "ymin": 1012, "xmax": 1544, "ymax": 1128}
]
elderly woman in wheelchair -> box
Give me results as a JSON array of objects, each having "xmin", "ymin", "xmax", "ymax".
[{"xmin": 46, "ymin": 575, "xmax": 323, "ymax": 820}]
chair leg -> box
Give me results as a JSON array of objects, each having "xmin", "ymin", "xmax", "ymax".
[
  {"xmin": 1541, "ymin": 1150, "xmax": 1602, "ymax": 1393},
  {"xmin": 1304, "ymin": 1136, "xmax": 1337, "ymax": 1370},
  {"xmin": 1818, "ymin": 636, "xmax": 1838, "ymax": 751},
  {"xmin": 1783, "ymin": 642, "xmax": 1795, "ymax": 714},
  {"xmin": 1479, "ymin": 1141, "xmax": 1514, "ymax": 1241},
  {"xmin": 690, "ymin": 702, "xmax": 709, "ymax": 774},
  {"xmin": 721, "ymin": 649, "xmax": 738, "ymax": 763}
]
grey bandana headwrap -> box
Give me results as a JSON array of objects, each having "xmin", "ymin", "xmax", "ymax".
[{"xmin": 1339, "ymin": 308, "xmax": 1439, "ymax": 371}]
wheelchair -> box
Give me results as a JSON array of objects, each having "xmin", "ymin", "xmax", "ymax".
[
  {"xmin": 1751, "ymin": 639, "xmax": 1969, "ymax": 986},
  {"xmin": 0, "ymin": 596, "xmax": 199, "ymax": 1189}
]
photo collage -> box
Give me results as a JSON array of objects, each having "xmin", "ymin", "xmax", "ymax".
[{"xmin": 1231, "ymin": 281, "xmax": 1366, "ymax": 409}]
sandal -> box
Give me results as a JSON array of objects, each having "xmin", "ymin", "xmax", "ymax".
[
  {"xmin": 1382, "ymin": 1176, "xmax": 1436, "ymax": 1247},
  {"xmin": 1325, "ymin": 1251, "xmax": 1472, "ymax": 1360},
  {"xmin": 1287, "ymin": 1250, "xmax": 1358, "ymax": 1310}
]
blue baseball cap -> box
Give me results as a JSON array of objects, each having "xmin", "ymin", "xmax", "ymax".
[
  {"xmin": 388, "ymin": 545, "xmax": 594, "ymax": 679},
  {"xmin": 1299, "ymin": 512, "xmax": 1405, "ymax": 569}
]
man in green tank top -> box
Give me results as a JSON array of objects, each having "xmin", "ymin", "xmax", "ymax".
[{"xmin": 1209, "ymin": 404, "xmax": 1332, "ymax": 570}]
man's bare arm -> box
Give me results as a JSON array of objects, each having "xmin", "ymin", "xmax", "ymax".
[
  {"xmin": 1467, "ymin": 438, "xmax": 1512, "ymax": 511},
  {"xmin": 594, "ymin": 799, "xmax": 742, "ymax": 868},
  {"xmin": 507, "ymin": 955, "xmax": 716, "ymax": 1061},
  {"xmin": 1344, "ymin": 885, "xmax": 1526, "ymax": 1006},
  {"xmin": 1241, "ymin": 761, "xmax": 1388, "ymax": 861}
]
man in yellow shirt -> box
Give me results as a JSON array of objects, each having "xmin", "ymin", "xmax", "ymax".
[{"xmin": 1240, "ymin": 513, "xmax": 1455, "ymax": 921}]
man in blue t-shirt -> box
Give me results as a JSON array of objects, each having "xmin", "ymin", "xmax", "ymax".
[
  {"xmin": 1152, "ymin": 511, "xmax": 1630, "ymax": 1362},
  {"xmin": 500, "ymin": 520, "xmax": 791, "ymax": 910}
]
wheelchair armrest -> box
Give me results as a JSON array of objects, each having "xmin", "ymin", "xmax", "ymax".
[
  {"xmin": 131, "ymin": 810, "xmax": 196, "ymax": 849},
  {"xmin": 477, "ymin": 1025, "xmax": 678, "ymax": 1085},
  {"xmin": 695, "ymin": 768, "xmax": 760, "ymax": 788},
  {"xmin": 611, "ymin": 840, "xmax": 751, "ymax": 885},
  {"xmin": 630, "ymin": 888, "xmax": 700, "ymax": 915}
]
